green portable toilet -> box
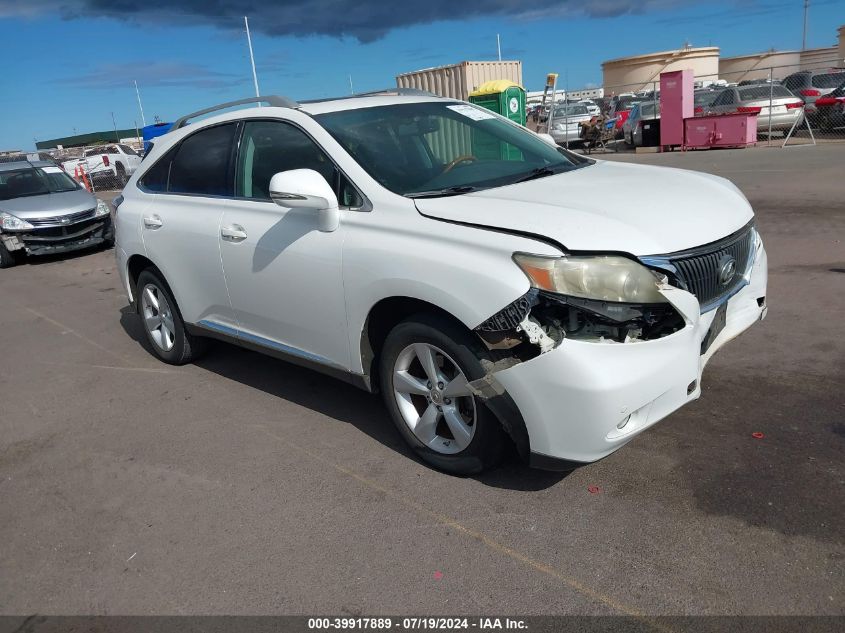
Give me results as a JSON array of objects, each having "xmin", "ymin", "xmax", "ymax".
[
  {"xmin": 468, "ymin": 80, "xmax": 527, "ymax": 126},
  {"xmin": 468, "ymin": 80, "xmax": 526, "ymax": 161}
]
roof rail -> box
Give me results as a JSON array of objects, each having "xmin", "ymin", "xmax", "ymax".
[
  {"xmin": 298, "ymin": 87, "xmax": 442, "ymax": 104},
  {"xmin": 172, "ymin": 95, "xmax": 299, "ymax": 130},
  {"xmin": 356, "ymin": 88, "xmax": 439, "ymax": 97}
]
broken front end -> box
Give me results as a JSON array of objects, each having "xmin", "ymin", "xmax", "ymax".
[{"xmin": 470, "ymin": 225, "xmax": 768, "ymax": 469}]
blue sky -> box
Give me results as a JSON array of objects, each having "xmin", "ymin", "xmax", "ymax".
[{"xmin": 0, "ymin": 0, "xmax": 843, "ymax": 151}]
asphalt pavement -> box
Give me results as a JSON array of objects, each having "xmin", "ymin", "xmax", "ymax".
[{"xmin": 0, "ymin": 143, "xmax": 842, "ymax": 617}]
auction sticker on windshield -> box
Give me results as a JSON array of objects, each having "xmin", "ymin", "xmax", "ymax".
[{"xmin": 447, "ymin": 104, "xmax": 495, "ymax": 121}]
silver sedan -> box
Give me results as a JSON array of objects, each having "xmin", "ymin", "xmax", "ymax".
[
  {"xmin": 705, "ymin": 85, "xmax": 805, "ymax": 133},
  {"xmin": 548, "ymin": 104, "xmax": 594, "ymax": 145}
]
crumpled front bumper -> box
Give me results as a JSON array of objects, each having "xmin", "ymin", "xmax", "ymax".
[
  {"xmin": 494, "ymin": 244, "xmax": 768, "ymax": 466},
  {"xmin": 2, "ymin": 216, "xmax": 113, "ymax": 257}
]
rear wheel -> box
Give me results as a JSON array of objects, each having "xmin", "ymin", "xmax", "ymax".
[
  {"xmin": 0, "ymin": 241, "xmax": 24, "ymax": 268},
  {"xmin": 116, "ymin": 164, "xmax": 128, "ymax": 187},
  {"xmin": 379, "ymin": 314, "xmax": 507, "ymax": 475},
  {"xmin": 136, "ymin": 269, "xmax": 206, "ymax": 365}
]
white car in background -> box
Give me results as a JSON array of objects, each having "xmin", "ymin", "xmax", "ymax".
[
  {"xmin": 115, "ymin": 94, "xmax": 768, "ymax": 474},
  {"xmin": 62, "ymin": 143, "xmax": 142, "ymax": 187}
]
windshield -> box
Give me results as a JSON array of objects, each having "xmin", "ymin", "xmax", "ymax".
[
  {"xmin": 315, "ymin": 102, "xmax": 590, "ymax": 197},
  {"xmin": 0, "ymin": 166, "xmax": 79, "ymax": 200}
]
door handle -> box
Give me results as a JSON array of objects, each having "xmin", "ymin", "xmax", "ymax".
[
  {"xmin": 143, "ymin": 214, "xmax": 163, "ymax": 229},
  {"xmin": 221, "ymin": 224, "xmax": 248, "ymax": 242}
]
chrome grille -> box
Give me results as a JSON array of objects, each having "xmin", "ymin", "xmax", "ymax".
[
  {"xmin": 28, "ymin": 208, "xmax": 96, "ymax": 227},
  {"xmin": 642, "ymin": 223, "xmax": 757, "ymax": 313}
]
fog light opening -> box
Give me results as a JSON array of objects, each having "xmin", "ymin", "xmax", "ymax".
[
  {"xmin": 687, "ymin": 380, "xmax": 697, "ymax": 395},
  {"xmin": 757, "ymin": 296, "xmax": 766, "ymax": 308},
  {"xmin": 617, "ymin": 414, "xmax": 631, "ymax": 430}
]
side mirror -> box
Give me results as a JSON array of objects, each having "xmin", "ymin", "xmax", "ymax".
[{"xmin": 268, "ymin": 169, "xmax": 340, "ymax": 232}]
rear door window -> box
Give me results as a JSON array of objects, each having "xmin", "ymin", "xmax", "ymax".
[{"xmin": 168, "ymin": 123, "xmax": 237, "ymax": 196}]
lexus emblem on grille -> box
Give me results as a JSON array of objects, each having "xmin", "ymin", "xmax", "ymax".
[
  {"xmin": 718, "ymin": 255, "xmax": 737, "ymax": 286},
  {"xmin": 60, "ymin": 216, "xmax": 71, "ymax": 225}
]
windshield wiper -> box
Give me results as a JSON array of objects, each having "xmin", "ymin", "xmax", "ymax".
[
  {"xmin": 407, "ymin": 185, "xmax": 478, "ymax": 199},
  {"xmin": 514, "ymin": 166, "xmax": 561, "ymax": 183}
]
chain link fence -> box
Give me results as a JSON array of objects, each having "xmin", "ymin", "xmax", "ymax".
[{"xmin": 569, "ymin": 56, "xmax": 845, "ymax": 151}]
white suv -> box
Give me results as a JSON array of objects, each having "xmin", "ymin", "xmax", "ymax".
[{"xmin": 115, "ymin": 94, "xmax": 768, "ymax": 474}]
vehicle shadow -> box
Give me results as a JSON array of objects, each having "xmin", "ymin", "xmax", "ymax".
[{"xmin": 118, "ymin": 307, "xmax": 570, "ymax": 491}]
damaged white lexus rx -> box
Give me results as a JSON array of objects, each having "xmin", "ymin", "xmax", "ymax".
[{"xmin": 114, "ymin": 93, "xmax": 768, "ymax": 474}]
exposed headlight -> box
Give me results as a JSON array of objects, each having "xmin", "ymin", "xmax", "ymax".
[
  {"xmin": 514, "ymin": 253, "xmax": 668, "ymax": 303},
  {"xmin": 0, "ymin": 212, "xmax": 34, "ymax": 231},
  {"xmin": 94, "ymin": 199, "xmax": 110, "ymax": 217}
]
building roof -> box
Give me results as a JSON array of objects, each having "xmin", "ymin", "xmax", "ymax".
[
  {"xmin": 602, "ymin": 46, "xmax": 720, "ymax": 67},
  {"xmin": 35, "ymin": 128, "xmax": 138, "ymax": 150}
]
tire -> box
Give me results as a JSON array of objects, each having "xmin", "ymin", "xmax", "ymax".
[
  {"xmin": 379, "ymin": 313, "xmax": 508, "ymax": 475},
  {"xmin": 116, "ymin": 164, "xmax": 128, "ymax": 187},
  {"xmin": 136, "ymin": 269, "xmax": 206, "ymax": 365},
  {"xmin": 0, "ymin": 241, "xmax": 24, "ymax": 268}
]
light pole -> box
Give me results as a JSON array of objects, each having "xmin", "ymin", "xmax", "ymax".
[
  {"xmin": 134, "ymin": 80, "xmax": 146, "ymax": 127},
  {"xmin": 802, "ymin": 0, "xmax": 809, "ymax": 50},
  {"xmin": 245, "ymin": 16, "xmax": 261, "ymax": 98}
]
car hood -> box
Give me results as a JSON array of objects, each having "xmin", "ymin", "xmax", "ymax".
[
  {"xmin": 414, "ymin": 160, "xmax": 753, "ymax": 255},
  {"xmin": 0, "ymin": 188, "xmax": 96, "ymax": 219}
]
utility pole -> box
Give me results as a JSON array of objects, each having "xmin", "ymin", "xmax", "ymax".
[
  {"xmin": 134, "ymin": 80, "xmax": 146, "ymax": 127},
  {"xmin": 245, "ymin": 16, "xmax": 261, "ymax": 98},
  {"xmin": 802, "ymin": 0, "xmax": 809, "ymax": 50},
  {"xmin": 497, "ymin": 33, "xmax": 502, "ymax": 61},
  {"xmin": 349, "ymin": 74, "xmax": 354, "ymax": 95},
  {"xmin": 111, "ymin": 112, "xmax": 118, "ymax": 141}
]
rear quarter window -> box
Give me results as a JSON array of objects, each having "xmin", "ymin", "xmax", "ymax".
[{"xmin": 139, "ymin": 146, "xmax": 177, "ymax": 193}]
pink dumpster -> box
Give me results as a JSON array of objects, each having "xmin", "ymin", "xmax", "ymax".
[{"xmin": 684, "ymin": 113, "xmax": 757, "ymax": 149}]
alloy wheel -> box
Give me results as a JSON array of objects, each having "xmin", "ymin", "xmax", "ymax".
[
  {"xmin": 141, "ymin": 283, "xmax": 175, "ymax": 352},
  {"xmin": 392, "ymin": 343, "xmax": 476, "ymax": 455}
]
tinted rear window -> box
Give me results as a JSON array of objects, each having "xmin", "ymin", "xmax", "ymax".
[
  {"xmin": 738, "ymin": 86, "xmax": 793, "ymax": 100},
  {"xmin": 812, "ymin": 73, "xmax": 845, "ymax": 89}
]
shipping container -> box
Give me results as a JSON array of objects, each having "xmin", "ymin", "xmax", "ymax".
[{"xmin": 396, "ymin": 61, "xmax": 523, "ymax": 101}]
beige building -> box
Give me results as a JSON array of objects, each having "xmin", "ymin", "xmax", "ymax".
[
  {"xmin": 720, "ymin": 50, "xmax": 802, "ymax": 82},
  {"xmin": 396, "ymin": 61, "xmax": 522, "ymax": 101},
  {"xmin": 602, "ymin": 46, "xmax": 720, "ymax": 93},
  {"xmin": 602, "ymin": 25, "xmax": 844, "ymax": 92}
]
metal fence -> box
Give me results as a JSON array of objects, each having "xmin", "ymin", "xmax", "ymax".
[
  {"xmin": 0, "ymin": 142, "xmax": 144, "ymax": 192},
  {"xmin": 572, "ymin": 56, "xmax": 845, "ymax": 149}
]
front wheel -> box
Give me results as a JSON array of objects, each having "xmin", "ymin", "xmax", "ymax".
[{"xmin": 379, "ymin": 314, "xmax": 507, "ymax": 475}]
